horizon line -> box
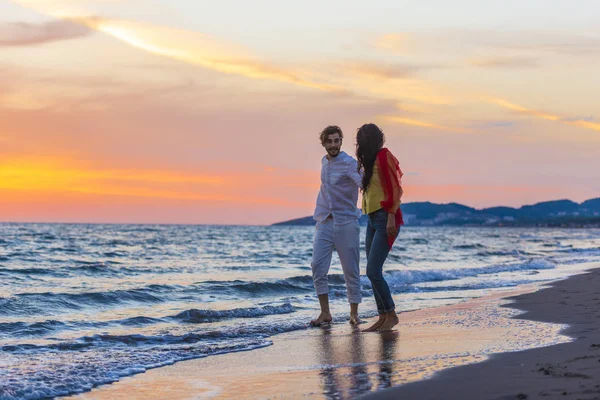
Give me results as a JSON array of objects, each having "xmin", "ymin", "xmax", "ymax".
[{"xmin": 2, "ymin": 195, "xmax": 597, "ymax": 226}]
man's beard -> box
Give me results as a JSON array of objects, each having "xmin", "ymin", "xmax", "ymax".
[{"xmin": 327, "ymin": 147, "xmax": 340, "ymax": 157}]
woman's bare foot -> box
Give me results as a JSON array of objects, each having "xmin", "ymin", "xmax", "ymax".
[
  {"xmin": 377, "ymin": 312, "xmax": 399, "ymax": 332},
  {"xmin": 349, "ymin": 313, "xmax": 360, "ymax": 325},
  {"xmin": 362, "ymin": 316, "xmax": 385, "ymax": 332},
  {"xmin": 310, "ymin": 312, "xmax": 332, "ymax": 327}
]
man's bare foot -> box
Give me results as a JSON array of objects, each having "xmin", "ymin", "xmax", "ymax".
[
  {"xmin": 362, "ymin": 316, "xmax": 385, "ymax": 332},
  {"xmin": 349, "ymin": 313, "xmax": 360, "ymax": 325},
  {"xmin": 377, "ymin": 313, "xmax": 399, "ymax": 332},
  {"xmin": 310, "ymin": 312, "xmax": 332, "ymax": 327}
]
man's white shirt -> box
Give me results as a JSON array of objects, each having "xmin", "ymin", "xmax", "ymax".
[{"xmin": 313, "ymin": 151, "xmax": 362, "ymax": 225}]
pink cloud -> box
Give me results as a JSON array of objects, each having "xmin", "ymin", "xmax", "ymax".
[{"xmin": 0, "ymin": 20, "xmax": 91, "ymax": 46}]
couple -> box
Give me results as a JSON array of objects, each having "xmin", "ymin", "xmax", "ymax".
[{"xmin": 310, "ymin": 123, "xmax": 404, "ymax": 332}]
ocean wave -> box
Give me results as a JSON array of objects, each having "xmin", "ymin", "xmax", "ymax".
[
  {"xmin": 0, "ymin": 315, "xmax": 171, "ymax": 338},
  {"xmin": 49, "ymin": 246, "xmax": 80, "ymax": 253},
  {"xmin": 0, "ymin": 337, "xmax": 271, "ymax": 400},
  {"xmin": 70, "ymin": 263, "xmax": 165, "ymax": 276},
  {"xmin": 519, "ymin": 234, "xmax": 539, "ymax": 239},
  {"xmin": 2, "ymin": 317, "xmax": 309, "ymax": 354},
  {"xmin": 408, "ymin": 278, "xmax": 542, "ymax": 293},
  {"xmin": 106, "ymin": 239, "xmax": 131, "ymax": 246},
  {"xmin": 200, "ymin": 260, "xmax": 555, "ymax": 298},
  {"xmin": 475, "ymin": 250, "xmax": 536, "ymax": 257},
  {"xmin": 172, "ymin": 303, "xmax": 296, "ymax": 323},
  {"xmin": 0, "ymin": 303, "xmax": 298, "ymax": 339},
  {"xmin": 3, "ymin": 251, "xmax": 37, "ymax": 259},
  {"xmin": 0, "ymin": 262, "xmax": 158, "ymax": 279},
  {"xmin": 118, "ymin": 316, "xmax": 166, "ymax": 326},
  {"xmin": 558, "ymin": 247, "xmax": 600, "ymax": 255},
  {"xmin": 2, "ymin": 341, "xmax": 93, "ymax": 353},
  {"xmin": 0, "ymin": 320, "xmax": 68, "ymax": 337},
  {"xmin": 553, "ymin": 257, "xmax": 600, "ymax": 265},
  {"xmin": 230, "ymin": 281, "xmax": 309, "ymax": 294},
  {"xmin": 382, "ymin": 259, "xmax": 556, "ymax": 288},
  {"xmin": 0, "ymin": 267, "xmax": 57, "ymax": 276},
  {"xmin": 203, "ymin": 274, "xmax": 349, "ymax": 296},
  {"xmin": 53, "ymin": 288, "xmax": 165, "ymax": 305},
  {"xmin": 475, "ymin": 250, "xmax": 514, "ymax": 257},
  {"xmin": 453, "ymin": 244, "xmax": 486, "ymax": 250},
  {"xmin": 202, "ymin": 279, "xmax": 307, "ymax": 295},
  {"xmin": 0, "ymin": 287, "xmax": 169, "ymax": 316},
  {"xmin": 102, "ymin": 251, "xmax": 127, "ymax": 258},
  {"xmin": 0, "ymin": 295, "xmax": 83, "ymax": 317},
  {"xmin": 72, "ymin": 263, "xmax": 117, "ymax": 274}
]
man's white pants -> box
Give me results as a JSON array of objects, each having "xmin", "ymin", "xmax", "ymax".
[{"xmin": 311, "ymin": 219, "xmax": 362, "ymax": 304}]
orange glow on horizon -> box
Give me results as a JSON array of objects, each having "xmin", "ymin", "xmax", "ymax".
[{"xmin": 0, "ymin": 157, "xmax": 315, "ymax": 212}]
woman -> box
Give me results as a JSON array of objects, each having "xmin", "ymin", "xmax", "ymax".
[{"xmin": 356, "ymin": 123, "xmax": 404, "ymax": 332}]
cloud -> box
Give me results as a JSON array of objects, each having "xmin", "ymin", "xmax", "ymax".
[
  {"xmin": 469, "ymin": 120, "xmax": 517, "ymax": 130},
  {"xmin": 0, "ymin": 60, "xmax": 204, "ymax": 111},
  {"xmin": 0, "ymin": 20, "xmax": 90, "ymax": 46},
  {"xmin": 468, "ymin": 56, "xmax": 538, "ymax": 69},
  {"xmin": 488, "ymin": 98, "xmax": 600, "ymax": 132},
  {"xmin": 11, "ymin": 2, "xmax": 456, "ymax": 108},
  {"xmin": 380, "ymin": 116, "xmax": 467, "ymax": 133},
  {"xmin": 562, "ymin": 115, "xmax": 594, "ymax": 122},
  {"xmin": 66, "ymin": 17, "xmax": 343, "ymax": 93},
  {"xmin": 344, "ymin": 61, "xmax": 447, "ymax": 80},
  {"xmin": 345, "ymin": 62, "xmax": 415, "ymax": 80},
  {"xmin": 570, "ymin": 120, "xmax": 600, "ymax": 132},
  {"xmin": 10, "ymin": 1, "xmax": 344, "ymax": 92}
]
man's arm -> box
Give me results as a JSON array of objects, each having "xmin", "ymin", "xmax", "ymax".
[{"xmin": 347, "ymin": 158, "xmax": 362, "ymax": 189}]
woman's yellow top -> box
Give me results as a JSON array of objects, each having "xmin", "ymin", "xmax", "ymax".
[
  {"xmin": 362, "ymin": 150, "xmax": 402, "ymax": 215},
  {"xmin": 362, "ymin": 163, "xmax": 386, "ymax": 214}
]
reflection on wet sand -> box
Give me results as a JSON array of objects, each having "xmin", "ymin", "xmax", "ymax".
[
  {"xmin": 376, "ymin": 331, "xmax": 399, "ymax": 391},
  {"xmin": 349, "ymin": 330, "xmax": 371, "ymax": 396},
  {"xmin": 316, "ymin": 327, "xmax": 399, "ymax": 398}
]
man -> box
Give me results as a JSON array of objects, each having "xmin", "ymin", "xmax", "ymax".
[{"xmin": 310, "ymin": 125, "xmax": 362, "ymax": 326}]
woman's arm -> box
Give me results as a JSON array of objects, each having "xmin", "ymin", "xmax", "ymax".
[
  {"xmin": 377, "ymin": 149, "xmax": 403, "ymax": 236},
  {"xmin": 378, "ymin": 149, "xmax": 402, "ymax": 214}
]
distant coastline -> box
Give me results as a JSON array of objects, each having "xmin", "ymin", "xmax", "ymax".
[{"xmin": 273, "ymin": 198, "xmax": 600, "ymax": 227}]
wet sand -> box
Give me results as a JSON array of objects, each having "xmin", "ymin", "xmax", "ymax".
[{"xmin": 364, "ymin": 267, "xmax": 600, "ymax": 400}]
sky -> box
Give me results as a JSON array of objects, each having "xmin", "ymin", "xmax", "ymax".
[{"xmin": 1, "ymin": 0, "xmax": 599, "ymax": 225}]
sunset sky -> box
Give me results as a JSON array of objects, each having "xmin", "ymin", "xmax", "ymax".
[{"xmin": 1, "ymin": 0, "xmax": 599, "ymax": 224}]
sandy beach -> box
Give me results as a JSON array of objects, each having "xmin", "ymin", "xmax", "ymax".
[
  {"xmin": 62, "ymin": 265, "xmax": 600, "ymax": 399},
  {"xmin": 363, "ymin": 267, "xmax": 600, "ymax": 400}
]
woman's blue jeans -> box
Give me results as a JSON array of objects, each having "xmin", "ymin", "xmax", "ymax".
[{"xmin": 365, "ymin": 208, "xmax": 397, "ymax": 314}]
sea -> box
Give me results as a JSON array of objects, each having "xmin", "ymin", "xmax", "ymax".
[{"xmin": 1, "ymin": 223, "xmax": 600, "ymax": 399}]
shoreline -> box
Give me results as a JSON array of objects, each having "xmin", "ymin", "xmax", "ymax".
[
  {"xmin": 363, "ymin": 266, "xmax": 600, "ymax": 400},
  {"xmin": 63, "ymin": 267, "xmax": 600, "ymax": 400}
]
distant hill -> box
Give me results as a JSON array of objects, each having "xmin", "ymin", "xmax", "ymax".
[{"xmin": 272, "ymin": 198, "xmax": 600, "ymax": 227}]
